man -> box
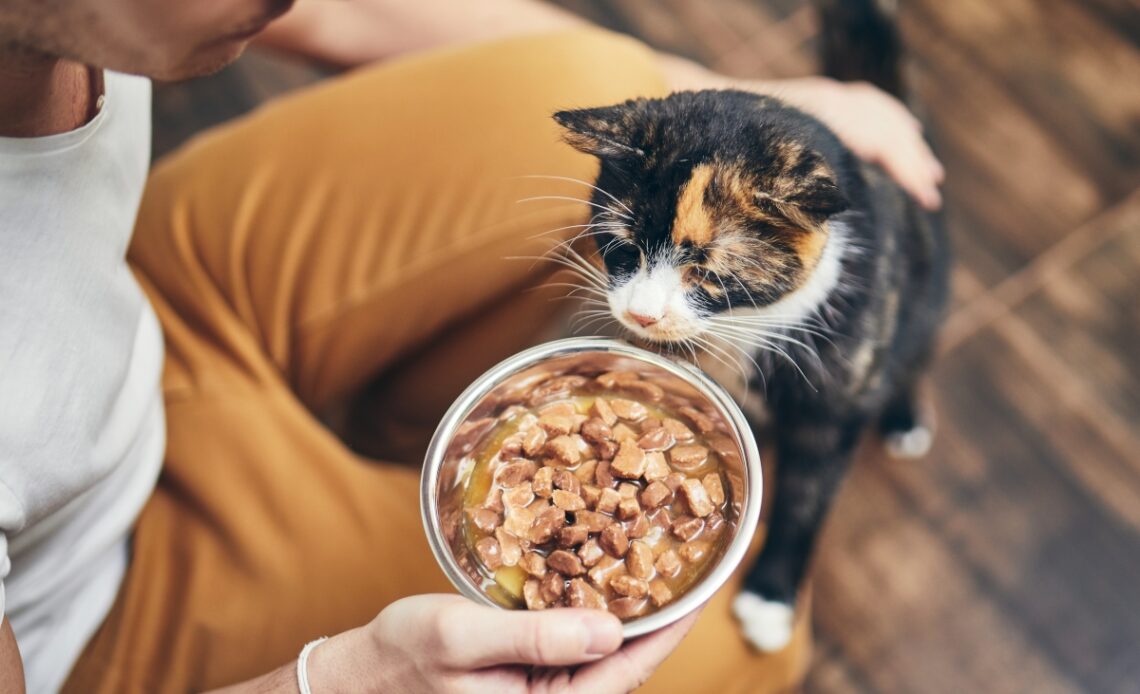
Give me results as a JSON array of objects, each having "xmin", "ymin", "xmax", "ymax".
[{"xmin": 0, "ymin": 0, "xmax": 942, "ymax": 691}]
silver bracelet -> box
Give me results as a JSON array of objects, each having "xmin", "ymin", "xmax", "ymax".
[{"xmin": 296, "ymin": 636, "xmax": 329, "ymax": 694}]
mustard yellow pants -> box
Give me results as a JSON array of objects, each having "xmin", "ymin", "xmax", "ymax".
[{"xmin": 64, "ymin": 30, "xmax": 810, "ymax": 693}]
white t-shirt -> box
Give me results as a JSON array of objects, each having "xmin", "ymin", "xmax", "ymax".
[{"xmin": 0, "ymin": 71, "xmax": 163, "ymax": 693}]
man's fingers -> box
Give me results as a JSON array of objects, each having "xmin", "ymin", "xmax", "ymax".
[
  {"xmin": 877, "ymin": 129, "xmax": 943, "ymax": 211},
  {"xmin": 568, "ymin": 609, "xmax": 702, "ymax": 694},
  {"xmin": 425, "ymin": 598, "xmax": 623, "ymax": 669}
]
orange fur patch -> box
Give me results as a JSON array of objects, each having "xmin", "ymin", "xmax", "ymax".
[{"xmin": 671, "ymin": 164, "xmax": 717, "ymax": 246}]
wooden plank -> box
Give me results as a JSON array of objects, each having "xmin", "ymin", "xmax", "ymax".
[
  {"xmin": 710, "ymin": 0, "xmax": 818, "ymax": 79},
  {"xmin": 812, "ymin": 448, "xmax": 1084, "ymax": 694},
  {"xmin": 909, "ymin": 0, "xmax": 1140, "ymax": 200},
  {"xmin": 811, "ymin": 316, "xmax": 1140, "ymax": 692},
  {"xmin": 941, "ymin": 188, "xmax": 1140, "ymax": 352},
  {"xmin": 901, "ymin": 4, "xmax": 1106, "ymax": 276}
]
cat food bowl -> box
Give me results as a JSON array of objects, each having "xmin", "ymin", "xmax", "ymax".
[{"xmin": 421, "ymin": 337, "xmax": 762, "ymax": 638}]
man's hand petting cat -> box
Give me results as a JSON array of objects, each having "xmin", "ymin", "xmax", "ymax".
[
  {"xmin": 661, "ymin": 56, "xmax": 945, "ymax": 211},
  {"xmin": 301, "ymin": 594, "xmax": 700, "ymax": 693}
]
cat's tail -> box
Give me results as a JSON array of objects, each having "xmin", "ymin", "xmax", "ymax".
[{"xmin": 813, "ymin": 0, "xmax": 905, "ymax": 98}]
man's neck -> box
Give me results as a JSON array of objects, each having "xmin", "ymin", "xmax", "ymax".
[{"xmin": 0, "ymin": 46, "xmax": 101, "ymax": 138}]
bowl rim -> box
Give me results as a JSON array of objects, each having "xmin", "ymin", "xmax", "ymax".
[{"xmin": 420, "ymin": 336, "xmax": 763, "ymax": 638}]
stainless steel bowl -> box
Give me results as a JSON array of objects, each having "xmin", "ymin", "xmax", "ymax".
[{"xmin": 420, "ymin": 337, "xmax": 762, "ymax": 638}]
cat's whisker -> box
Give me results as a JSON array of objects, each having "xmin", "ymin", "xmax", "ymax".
[
  {"xmin": 706, "ymin": 326, "xmax": 817, "ymax": 390},
  {"xmin": 508, "ymin": 250, "xmax": 607, "ymax": 285},
  {"xmin": 708, "ymin": 322, "xmax": 823, "ymax": 362},
  {"xmin": 524, "ymin": 221, "xmax": 617, "ymax": 243},
  {"xmin": 572, "ymin": 314, "xmax": 618, "ymax": 335},
  {"xmin": 707, "ymin": 312, "xmax": 836, "ymax": 334},
  {"xmin": 569, "ymin": 310, "xmax": 613, "ymax": 329},
  {"xmin": 678, "ymin": 338, "xmax": 701, "ymax": 367},
  {"xmin": 561, "ymin": 245, "xmax": 610, "ymax": 285},
  {"xmin": 598, "ymin": 234, "xmax": 635, "ymax": 259},
  {"xmin": 691, "ymin": 333, "xmax": 752, "ymax": 390},
  {"xmin": 708, "ymin": 316, "xmax": 835, "ymax": 344},
  {"xmin": 529, "ymin": 229, "xmax": 629, "ymax": 261},
  {"xmin": 520, "ymin": 174, "xmax": 636, "ymax": 218},
  {"xmin": 726, "ymin": 272, "xmax": 764, "ymax": 313},
  {"xmin": 516, "ymin": 195, "xmax": 632, "ymax": 221},
  {"xmin": 705, "ymin": 331, "xmax": 763, "ymax": 380},
  {"xmin": 506, "ymin": 256, "xmax": 608, "ymax": 293}
]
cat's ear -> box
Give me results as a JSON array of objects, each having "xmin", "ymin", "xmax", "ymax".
[
  {"xmin": 756, "ymin": 176, "xmax": 849, "ymax": 228},
  {"xmin": 553, "ymin": 105, "xmax": 644, "ymax": 159},
  {"xmin": 788, "ymin": 176, "xmax": 850, "ymax": 219}
]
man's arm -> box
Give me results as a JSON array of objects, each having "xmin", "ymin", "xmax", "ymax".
[
  {"xmin": 255, "ymin": 0, "xmax": 943, "ymax": 209},
  {"xmin": 1, "ymin": 618, "xmax": 26, "ymax": 694},
  {"xmin": 254, "ymin": 0, "xmax": 587, "ymax": 67}
]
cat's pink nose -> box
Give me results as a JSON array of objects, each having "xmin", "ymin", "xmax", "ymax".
[{"xmin": 626, "ymin": 310, "xmax": 659, "ymax": 327}]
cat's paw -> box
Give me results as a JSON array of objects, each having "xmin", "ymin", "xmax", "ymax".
[
  {"xmin": 732, "ymin": 591, "xmax": 795, "ymax": 652},
  {"xmin": 884, "ymin": 424, "xmax": 933, "ymax": 459}
]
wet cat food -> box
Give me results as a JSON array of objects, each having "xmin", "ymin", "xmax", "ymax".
[{"xmin": 461, "ymin": 369, "xmax": 736, "ymax": 621}]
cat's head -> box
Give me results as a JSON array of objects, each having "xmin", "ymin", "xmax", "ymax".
[{"xmin": 554, "ymin": 90, "xmax": 851, "ymax": 347}]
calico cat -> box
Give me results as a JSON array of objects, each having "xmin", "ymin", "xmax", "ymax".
[{"xmin": 551, "ymin": 0, "xmax": 949, "ymax": 651}]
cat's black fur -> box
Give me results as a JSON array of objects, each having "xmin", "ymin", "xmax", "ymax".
[{"xmin": 554, "ymin": 0, "xmax": 949, "ymax": 641}]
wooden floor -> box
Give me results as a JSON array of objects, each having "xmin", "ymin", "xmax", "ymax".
[{"xmin": 152, "ymin": 2, "xmax": 1140, "ymax": 692}]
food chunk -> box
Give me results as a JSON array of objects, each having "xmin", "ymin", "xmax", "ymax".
[
  {"xmin": 662, "ymin": 418, "xmax": 695, "ymax": 441},
  {"xmin": 578, "ymin": 538, "xmax": 605, "ymax": 567},
  {"xmin": 546, "ymin": 435, "xmax": 582, "ymax": 466},
  {"xmin": 591, "ymin": 398, "xmax": 618, "ymax": 426},
  {"xmin": 495, "ymin": 527, "xmax": 522, "ymax": 566},
  {"xmin": 502, "ymin": 506, "xmax": 535, "ymax": 538},
  {"xmin": 567, "ymin": 578, "xmax": 607, "ymax": 609},
  {"xmin": 643, "ymin": 452, "xmax": 670, "ymax": 481},
  {"xmin": 475, "ymin": 537, "xmax": 503, "ymax": 571},
  {"xmin": 519, "ymin": 551, "xmax": 548, "ymax": 578},
  {"xmin": 580, "ymin": 417, "xmax": 613, "ymax": 444},
  {"xmin": 547, "ymin": 550, "xmax": 586, "ymax": 577},
  {"xmin": 558, "ymin": 524, "xmax": 590, "ymax": 547},
  {"xmin": 626, "ymin": 540, "xmax": 654, "ymax": 579},
  {"xmin": 670, "ymin": 445, "xmax": 709, "ymax": 472},
  {"xmin": 576, "ymin": 510, "xmax": 611, "ymax": 533},
  {"xmin": 551, "ymin": 469, "xmax": 581, "ymax": 495},
  {"xmin": 531, "ymin": 466, "xmax": 555, "ymax": 497},
  {"xmin": 468, "ymin": 508, "xmax": 501, "ymax": 533},
  {"xmin": 617, "ymin": 497, "xmax": 641, "ymax": 521},
  {"xmin": 639, "ymin": 481, "xmax": 672, "ymax": 509},
  {"xmin": 678, "ymin": 406, "xmax": 716, "ymax": 434},
  {"xmin": 702, "ymin": 473, "xmax": 726, "ymax": 506},
  {"xmin": 637, "ymin": 427, "xmax": 674, "ymax": 452},
  {"xmin": 625, "ymin": 513, "xmax": 650, "ymax": 539},
  {"xmin": 596, "ymin": 487, "xmax": 621, "ymax": 514},
  {"xmin": 648, "ymin": 580, "xmax": 674, "ymax": 607},
  {"xmin": 495, "ymin": 459, "xmax": 538, "ymax": 487},
  {"xmin": 541, "ymin": 571, "xmax": 565, "ymax": 603},
  {"xmin": 538, "ymin": 414, "xmax": 576, "ymax": 436},
  {"xmin": 671, "ymin": 515, "xmax": 704, "ymax": 542},
  {"xmin": 528, "ymin": 506, "xmax": 564, "ymax": 543},
  {"xmin": 609, "ymin": 575, "xmax": 650, "ymax": 599},
  {"xmin": 552, "ymin": 489, "xmax": 586, "ymax": 511},
  {"xmin": 523, "ymin": 579, "xmax": 548, "ymax": 610},
  {"xmin": 610, "ymin": 398, "xmax": 649, "ymax": 421},
  {"xmin": 679, "ymin": 478, "xmax": 716, "ymax": 517},
  {"xmin": 654, "ymin": 549, "xmax": 682, "ymax": 578},
  {"xmin": 679, "ymin": 540, "xmax": 710, "ymax": 564},
  {"xmin": 600, "ymin": 523, "xmax": 630, "ymax": 557}
]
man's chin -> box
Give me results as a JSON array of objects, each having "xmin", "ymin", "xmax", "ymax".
[{"xmin": 150, "ymin": 40, "xmax": 250, "ymax": 82}]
